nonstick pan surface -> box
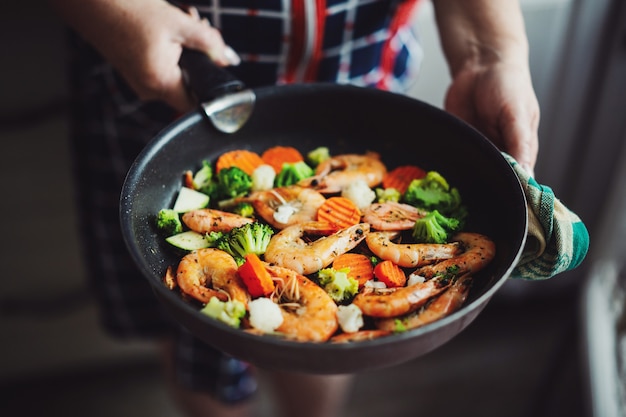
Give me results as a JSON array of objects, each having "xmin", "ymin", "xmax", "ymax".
[{"xmin": 120, "ymin": 83, "xmax": 527, "ymax": 374}]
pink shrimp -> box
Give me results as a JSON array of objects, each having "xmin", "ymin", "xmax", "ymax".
[
  {"xmin": 242, "ymin": 185, "xmax": 327, "ymax": 229},
  {"xmin": 365, "ymin": 231, "xmax": 461, "ymax": 268},
  {"xmin": 299, "ymin": 153, "xmax": 387, "ymax": 193},
  {"xmin": 413, "ymin": 232, "xmax": 496, "ymax": 278},
  {"xmin": 330, "ymin": 329, "xmax": 393, "ymax": 343},
  {"xmin": 361, "ymin": 202, "xmax": 426, "ymax": 231},
  {"xmin": 265, "ymin": 264, "xmax": 338, "ymax": 342},
  {"xmin": 176, "ymin": 248, "xmax": 249, "ymax": 305},
  {"xmin": 264, "ymin": 222, "xmax": 370, "ymax": 275},
  {"xmin": 351, "ymin": 275, "xmax": 453, "ymax": 318},
  {"xmin": 375, "ymin": 273, "xmax": 473, "ymax": 331},
  {"xmin": 182, "ymin": 208, "xmax": 253, "ymax": 234}
]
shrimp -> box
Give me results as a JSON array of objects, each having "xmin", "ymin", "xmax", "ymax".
[
  {"xmin": 182, "ymin": 208, "xmax": 253, "ymax": 234},
  {"xmin": 264, "ymin": 222, "xmax": 370, "ymax": 275},
  {"xmin": 176, "ymin": 248, "xmax": 249, "ymax": 305},
  {"xmin": 242, "ymin": 185, "xmax": 326, "ymax": 229},
  {"xmin": 413, "ymin": 232, "xmax": 496, "ymax": 278},
  {"xmin": 365, "ymin": 231, "xmax": 461, "ymax": 268},
  {"xmin": 375, "ymin": 273, "xmax": 473, "ymax": 331},
  {"xmin": 361, "ymin": 202, "xmax": 426, "ymax": 231},
  {"xmin": 330, "ymin": 329, "xmax": 392, "ymax": 343},
  {"xmin": 299, "ymin": 153, "xmax": 387, "ymax": 193},
  {"xmin": 265, "ymin": 264, "xmax": 338, "ymax": 342},
  {"xmin": 351, "ymin": 275, "xmax": 452, "ymax": 318}
]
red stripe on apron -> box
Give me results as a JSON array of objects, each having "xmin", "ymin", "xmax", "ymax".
[
  {"xmin": 303, "ymin": 0, "xmax": 327, "ymax": 81},
  {"xmin": 376, "ymin": 0, "xmax": 422, "ymax": 90},
  {"xmin": 286, "ymin": 0, "xmax": 306, "ymax": 83}
]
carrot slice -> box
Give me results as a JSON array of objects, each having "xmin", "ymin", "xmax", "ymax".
[
  {"xmin": 216, "ymin": 150, "xmax": 265, "ymax": 176},
  {"xmin": 317, "ymin": 196, "xmax": 361, "ymax": 229},
  {"xmin": 238, "ymin": 253, "xmax": 275, "ymax": 298},
  {"xmin": 183, "ymin": 170, "xmax": 194, "ymax": 189},
  {"xmin": 332, "ymin": 253, "xmax": 374, "ymax": 287},
  {"xmin": 382, "ymin": 165, "xmax": 427, "ymax": 193},
  {"xmin": 261, "ymin": 146, "xmax": 305, "ymax": 173},
  {"xmin": 374, "ymin": 260, "xmax": 407, "ymax": 288}
]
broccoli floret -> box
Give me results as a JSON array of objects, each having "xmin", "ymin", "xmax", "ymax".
[
  {"xmin": 317, "ymin": 268, "xmax": 359, "ymax": 303},
  {"xmin": 403, "ymin": 171, "xmax": 463, "ymax": 215},
  {"xmin": 306, "ymin": 146, "xmax": 330, "ymax": 167},
  {"xmin": 274, "ymin": 161, "xmax": 314, "ymax": 187},
  {"xmin": 200, "ymin": 297, "xmax": 246, "ymax": 328},
  {"xmin": 411, "ymin": 209, "xmax": 461, "ymax": 244},
  {"xmin": 231, "ymin": 202, "xmax": 255, "ymax": 218},
  {"xmin": 156, "ymin": 209, "xmax": 183, "ymax": 235},
  {"xmin": 216, "ymin": 166, "xmax": 253, "ymax": 199},
  {"xmin": 218, "ymin": 222, "xmax": 274, "ymax": 263},
  {"xmin": 205, "ymin": 231, "xmax": 225, "ymax": 247},
  {"xmin": 375, "ymin": 187, "xmax": 401, "ymax": 203},
  {"xmin": 192, "ymin": 160, "xmax": 213, "ymax": 190}
]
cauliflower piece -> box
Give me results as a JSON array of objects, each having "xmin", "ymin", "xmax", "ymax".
[
  {"xmin": 248, "ymin": 297, "xmax": 283, "ymax": 332},
  {"xmin": 336, "ymin": 304, "xmax": 364, "ymax": 333},
  {"xmin": 407, "ymin": 273, "xmax": 426, "ymax": 286},
  {"xmin": 341, "ymin": 179, "xmax": 376, "ymax": 210},
  {"xmin": 273, "ymin": 203, "xmax": 297, "ymax": 224},
  {"xmin": 251, "ymin": 164, "xmax": 276, "ymax": 191},
  {"xmin": 200, "ymin": 297, "xmax": 246, "ymax": 328}
]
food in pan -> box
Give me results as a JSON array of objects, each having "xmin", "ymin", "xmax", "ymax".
[{"xmin": 156, "ymin": 145, "xmax": 496, "ymax": 343}]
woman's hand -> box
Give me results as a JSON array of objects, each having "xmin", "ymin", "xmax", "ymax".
[
  {"xmin": 433, "ymin": 0, "xmax": 540, "ymax": 175},
  {"xmin": 50, "ymin": 0, "xmax": 239, "ymax": 113},
  {"xmin": 444, "ymin": 58, "xmax": 539, "ymax": 176}
]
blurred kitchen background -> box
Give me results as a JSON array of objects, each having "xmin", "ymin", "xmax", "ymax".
[{"xmin": 1, "ymin": 0, "xmax": 625, "ymax": 416}]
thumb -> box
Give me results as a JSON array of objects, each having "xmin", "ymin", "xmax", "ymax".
[{"xmin": 181, "ymin": 15, "xmax": 240, "ymax": 66}]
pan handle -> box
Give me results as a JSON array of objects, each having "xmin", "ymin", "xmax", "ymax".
[{"xmin": 179, "ymin": 48, "xmax": 246, "ymax": 103}]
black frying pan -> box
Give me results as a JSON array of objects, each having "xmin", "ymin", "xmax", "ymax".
[{"xmin": 120, "ymin": 56, "xmax": 527, "ymax": 374}]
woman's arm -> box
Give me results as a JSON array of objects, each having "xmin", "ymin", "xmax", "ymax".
[
  {"xmin": 49, "ymin": 0, "xmax": 236, "ymax": 112},
  {"xmin": 432, "ymin": 0, "xmax": 540, "ymax": 175}
]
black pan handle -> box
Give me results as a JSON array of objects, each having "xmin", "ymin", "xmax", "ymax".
[{"xmin": 179, "ymin": 48, "xmax": 246, "ymax": 103}]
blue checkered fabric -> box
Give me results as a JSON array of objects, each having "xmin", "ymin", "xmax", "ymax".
[{"xmin": 183, "ymin": 0, "xmax": 423, "ymax": 90}]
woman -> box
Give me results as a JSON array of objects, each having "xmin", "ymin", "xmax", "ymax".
[{"xmin": 48, "ymin": 0, "xmax": 539, "ymax": 416}]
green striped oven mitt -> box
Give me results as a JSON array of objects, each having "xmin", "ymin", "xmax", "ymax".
[{"xmin": 502, "ymin": 153, "xmax": 590, "ymax": 280}]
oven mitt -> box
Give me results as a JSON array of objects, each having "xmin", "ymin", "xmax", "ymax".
[{"xmin": 502, "ymin": 153, "xmax": 590, "ymax": 280}]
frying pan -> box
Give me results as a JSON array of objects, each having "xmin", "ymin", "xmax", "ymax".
[{"xmin": 120, "ymin": 55, "xmax": 528, "ymax": 374}]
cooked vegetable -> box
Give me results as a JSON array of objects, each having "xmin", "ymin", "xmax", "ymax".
[
  {"xmin": 165, "ymin": 230, "xmax": 211, "ymax": 251},
  {"xmin": 251, "ymin": 164, "xmax": 276, "ymax": 191},
  {"xmin": 215, "ymin": 149, "xmax": 265, "ymax": 176},
  {"xmin": 205, "ymin": 231, "xmax": 225, "ymax": 247},
  {"xmin": 306, "ymin": 146, "xmax": 330, "ymax": 167},
  {"xmin": 238, "ymin": 253, "xmax": 275, "ymax": 297},
  {"xmin": 172, "ymin": 187, "xmax": 210, "ymax": 212},
  {"xmin": 336, "ymin": 304, "xmax": 364, "ymax": 333},
  {"xmin": 382, "ymin": 165, "xmax": 426, "ymax": 194},
  {"xmin": 332, "ymin": 253, "xmax": 374, "ymax": 288},
  {"xmin": 403, "ymin": 171, "xmax": 463, "ymax": 215},
  {"xmin": 232, "ymin": 202, "xmax": 255, "ymax": 218},
  {"xmin": 192, "ymin": 160, "xmax": 213, "ymax": 190},
  {"xmin": 156, "ymin": 208, "xmax": 183, "ymax": 235},
  {"xmin": 215, "ymin": 166, "xmax": 253, "ymax": 200},
  {"xmin": 317, "ymin": 267, "xmax": 359, "ymax": 303},
  {"xmin": 341, "ymin": 179, "xmax": 376, "ymax": 210},
  {"xmin": 217, "ymin": 222, "xmax": 274, "ymax": 263},
  {"xmin": 261, "ymin": 145, "xmax": 305, "ymax": 173},
  {"xmin": 373, "ymin": 260, "xmax": 406, "ymax": 288},
  {"xmin": 274, "ymin": 160, "xmax": 314, "ymax": 187},
  {"xmin": 411, "ymin": 209, "xmax": 462, "ymax": 244},
  {"xmin": 316, "ymin": 196, "xmax": 361, "ymax": 229},
  {"xmin": 200, "ymin": 297, "xmax": 246, "ymax": 328},
  {"xmin": 248, "ymin": 297, "xmax": 283, "ymax": 332},
  {"xmin": 375, "ymin": 187, "xmax": 401, "ymax": 203}
]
